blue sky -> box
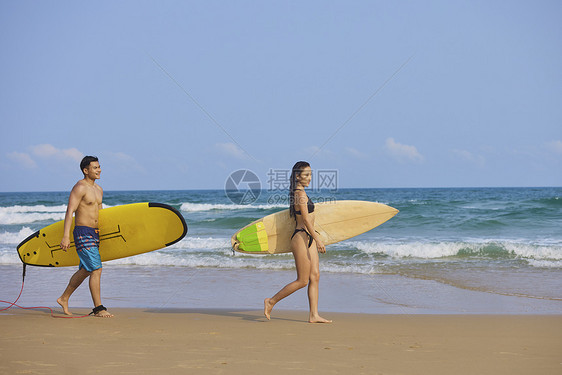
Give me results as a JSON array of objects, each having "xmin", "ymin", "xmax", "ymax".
[{"xmin": 1, "ymin": 0, "xmax": 561, "ymax": 191}]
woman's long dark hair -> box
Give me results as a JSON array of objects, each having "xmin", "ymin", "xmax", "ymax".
[{"xmin": 289, "ymin": 161, "xmax": 310, "ymax": 218}]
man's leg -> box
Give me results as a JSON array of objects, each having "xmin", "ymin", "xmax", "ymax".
[
  {"xmin": 57, "ymin": 268, "xmax": 90, "ymax": 315},
  {"xmin": 89, "ymin": 268, "xmax": 113, "ymax": 317}
]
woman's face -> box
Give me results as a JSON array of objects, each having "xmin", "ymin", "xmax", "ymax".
[{"xmin": 297, "ymin": 166, "xmax": 312, "ymax": 187}]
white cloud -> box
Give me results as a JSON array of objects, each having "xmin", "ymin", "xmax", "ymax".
[
  {"xmin": 62, "ymin": 148, "xmax": 83, "ymax": 161},
  {"xmin": 104, "ymin": 152, "xmax": 146, "ymax": 173},
  {"xmin": 106, "ymin": 152, "xmax": 135, "ymax": 163},
  {"xmin": 385, "ymin": 138, "xmax": 424, "ymax": 163},
  {"xmin": 30, "ymin": 144, "xmax": 58, "ymax": 157},
  {"xmin": 547, "ymin": 140, "xmax": 562, "ymax": 156},
  {"xmin": 6, "ymin": 144, "xmax": 85, "ymax": 172},
  {"xmin": 346, "ymin": 147, "xmax": 368, "ymax": 159},
  {"xmin": 30, "ymin": 144, "xmax": 83, "ymax": 162},
  {"xmin": 215, "ymin": 142, "xmax": 249, "ymax": 160},
  {"xmin": 304, "ymin": 145, "xmax": 335, "ymax": 159},
  {"xmin": 7, "ymin": 152, "xmax": 37, "ymax": 169},
  {"xmin": 304, "ymin": 145, "xmax": 322, "ymax": 157},
  {"xmin": 451, "ymin": 149, "xmax": 485, "ymax": 165}
]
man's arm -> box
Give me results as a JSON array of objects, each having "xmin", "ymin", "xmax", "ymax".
[
  {"xmin": 98, "ymin": 185, "xmax": 103, "ymax": 210},
  {"xmin": 60, "ymin": 183, "xmax": 86, "ymax": 250}
]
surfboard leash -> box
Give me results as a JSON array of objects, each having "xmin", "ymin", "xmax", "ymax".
[
  {"xmin": 0, "ymin": 264, "xmax": 26, "ymax": 313},
  {"xmin": 0, "ymin": 263, "xmax": 92, "ymax": 319}
]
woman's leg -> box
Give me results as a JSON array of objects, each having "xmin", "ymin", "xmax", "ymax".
[
  {"xmin": 264, "ymin": 233, "xmax": 311, "ymax": 320},
  {"xmin": 307, "ymin": 241, "xmax": 331, "ymax": 323}
]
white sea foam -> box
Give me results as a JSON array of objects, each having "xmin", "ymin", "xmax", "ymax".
[
  {"xmin": 348, "ymin": 240, "xmax": 463, "ymax": 259},
  {"xmin": 0, "ymin": 205, "xmax": 66, "ymax": 225},
  {"xmin": 180, "ymin": 202, "xmax": 285, "ymax": 212},
  {"xmin": 164, "ymin": 237, "xmax": 230, "ymax": 251},
  {"xmin": 0, "ymin": 205, "xmax": 66, "ymax": 213},
  {"xmin": 320, "ymin": 263, "xmax": 385, "ymax": 274},
  {"xmin": 106, "ymin": 250, "xmax": 293, "ymax": 270},
  {"xmin": 504, "ymin": 242, "xmax": 562, "ymax": 261},
  {"xmin": 0, "ymin": 227, "xmax": 35, "ymax": 244},
  {"xmin": 0, "ymin": 212, "xmax": 65, "ymax": 225},
  {"xmin": 346, "ymin": 240, "xmax": 562, "ymax": 262},
  {"xmin": 526, "ymin": 259, "xmax": 562, "ymax": 268},
  {"xmin": 2, "ymin": 234, "xmax": 560, "ymax": 271},
  {"xmin": 0, "ymin": 204, "xmax": 117, "ymax": 225},
  {"xmin": 0, "ymin": 250, "xmax": 21, "ymax": 264}
]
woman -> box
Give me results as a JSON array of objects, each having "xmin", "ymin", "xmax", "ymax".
[{"xmin": 264, "ymin": 161, "xmax": 331, "ymax": 323}]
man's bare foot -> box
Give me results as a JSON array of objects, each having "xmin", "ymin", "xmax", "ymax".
[
  {"xmin": 309, "ymin": 315, "xmax": 332, "ymax": 324},
  {"xmin": 57, "ymin": 297, "xmax": 72, "ymax": 316},
  {"xmin": 94, "ymin": 309, "xmax": 114, "ymax": 318},
  {"xmin": 264, "ymin": 298, "xmax": 274, "ymax": 320}
]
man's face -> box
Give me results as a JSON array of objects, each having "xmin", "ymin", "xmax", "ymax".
[{"xmin": 84, "ymin": 161, "xmax": 101, "ymax": 180}]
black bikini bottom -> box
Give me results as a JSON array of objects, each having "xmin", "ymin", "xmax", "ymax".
[{"xmin": 291, "ymin": 228, "xmax": 313, "ymax": 248}]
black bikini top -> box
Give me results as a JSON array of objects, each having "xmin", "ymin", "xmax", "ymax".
[{"xmin": 294, "ymin": 196, "xmax": 315, "ymax": 215}]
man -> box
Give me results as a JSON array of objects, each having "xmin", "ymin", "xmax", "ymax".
[{"xmin": 57, "ymin": 156, "xmax": 113, "ymax": 317}]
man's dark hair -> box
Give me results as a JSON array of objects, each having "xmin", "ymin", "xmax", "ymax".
[{"xmin": 80, "ymin": 156, "xmax": 99, "ymax": 173}]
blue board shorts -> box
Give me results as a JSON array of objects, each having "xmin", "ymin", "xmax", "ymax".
[{"xmin": 74, "ymin": 226, "xmax": 102, "ymax": 272}]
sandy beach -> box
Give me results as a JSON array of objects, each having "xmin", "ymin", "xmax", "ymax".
[{"xmin": 1, "ymin": 308, "xmax": 560, "ymax": 375}]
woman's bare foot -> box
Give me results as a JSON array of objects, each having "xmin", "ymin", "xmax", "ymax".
[
  {"xmin": 94, "ymin": 309, "xmax": 114, "ymax": 318},
  {"xmin": 57, "ymin": 297, "xmax": 72, "ymax": 315},
  {"xmin": 309, "ymin": 314, "xmax": 332, "ymax": 324},
  {"xmin": 264, "ymin": 298, "xmax": 274, "ymax": 320}
]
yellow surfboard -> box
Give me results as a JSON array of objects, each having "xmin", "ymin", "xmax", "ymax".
[
  {"xmin": 231, "ymin": 200, "xmax": 398, "ymax": 254},
  {"xmin": 17, "ymin": 202, "xmax": 187, "ymax": 267}
]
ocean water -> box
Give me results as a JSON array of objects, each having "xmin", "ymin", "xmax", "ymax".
[{"xmin": 1, "ymin": 187, "xmax": 561, "ymax": 314}]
